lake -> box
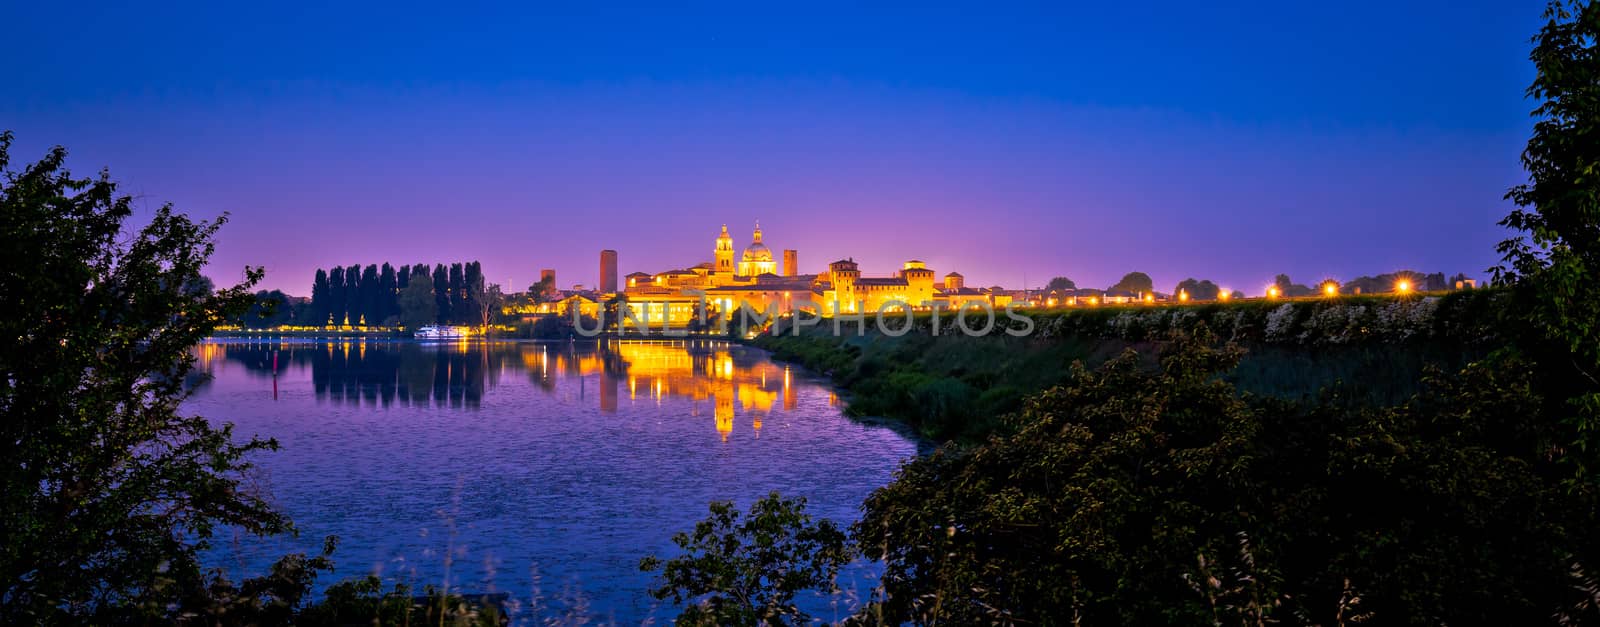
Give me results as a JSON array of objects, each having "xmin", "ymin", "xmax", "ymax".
[{"xmin": 187, "ymin": 337, "xmax": 920, "ymax": 624}]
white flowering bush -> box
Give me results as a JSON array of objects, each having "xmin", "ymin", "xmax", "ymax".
[{"xmin": 1263, "ymin": 304, "xmax": 1299, "ymax": 342}]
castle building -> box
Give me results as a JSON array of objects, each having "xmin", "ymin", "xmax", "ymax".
[{"xmin": 587, "ymin": 223, "xmax": 1004, "ymax": 329}]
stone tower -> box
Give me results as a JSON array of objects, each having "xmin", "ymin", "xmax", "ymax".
[
  {"xmin": 901, "ymin": 260, "xmax": 937, "ymax": 305},
  {"xmin": 714, "ymin": 225, "xmax": 734, "ymax": 275},
  {"xmin": 783, "ymin": 249, "xmax": 797, "ymax": 277},
  {"xmin": 944, "ymin": 271, "xmax": 964, "ymax": 290},
  {"xmin": 828, "ymin": 258, "xmax": 860, "ymax": 312},
  {"xmin": 599, "ymin": 250, "xmax": 618, "ymax": 293}
]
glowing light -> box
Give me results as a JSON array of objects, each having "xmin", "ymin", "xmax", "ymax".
[
  {"xmin": 1218, "ymin": 290, "xmax": 1231, "ymax": 302},
  {"xmin": 1178, "ymin": 290, "xmax": 1190, "ymax": 303},
  {"xmin": 1267, "ymin": 286, "xmax": 1281, "ymax": 299},
  {"xmin": 1322, "ymin": 282, "xmax": 1339, "ymax": 297},
  {"xmin": 1087, "ymin": 296, "xmax": 1099, "ymax": 306},
  {"xmin": 1144, "ymin": 293, "xmax": 1155, "ymax": 304},
  {"xmin": 1396, "ymin": 279, "xmax": 1412, "ymax": 294}
]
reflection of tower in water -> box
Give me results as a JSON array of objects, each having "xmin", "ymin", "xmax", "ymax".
[
  {"xmin": 784, "ymin": 366, "xmax": 795, "ymax": 410},
  {"xmin": 714, "ymin": 379, "xmax": 734, "ymax": 441},
  {"xmin": 600, "ymin": 368, "xmax": 617, "ymax": 413}
]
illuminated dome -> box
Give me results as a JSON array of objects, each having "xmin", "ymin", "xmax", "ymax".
[
  {"xmin": 742, "ymin": 221, "xmax": 772, "ymax": 262},
  {"xmin": 742, "ymin": 242, "xmax": 772, "ymax": 263},
  {"xmin": 737, "ymin": 221, "xmax": 778, "ymax": 276}
]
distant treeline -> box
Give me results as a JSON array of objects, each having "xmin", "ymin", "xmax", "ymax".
[
  {"xmin": 236, "ymin": 262, "xmax": 489, "ymax": 328},
  {"xmin": 311, "ymin": 261, "xmax": 487, "ymax": 327}
]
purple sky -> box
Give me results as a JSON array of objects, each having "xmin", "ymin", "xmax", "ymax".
[{"xmin": 2, "ymin": 2, "xmax": 1538, "ymax": 296}]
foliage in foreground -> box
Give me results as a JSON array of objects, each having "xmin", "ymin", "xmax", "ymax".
[
  {"xmin": 657, "ymin": 327, "xmax": 1600, "ymax": 625},
  {"xmin": 856, "ymin": 327, "xmax": 1597, "ymax": 625},
  {"xmin": 641, "ymin": 493, "xmax": 852, "ymax": 626},
  {"xmin": 1495, "ymin": 0, "xmax": 1600, "ymax": 482},
  {"xmin": 0, "ymin": 131, "xmax": 293, "ymax": 622}
]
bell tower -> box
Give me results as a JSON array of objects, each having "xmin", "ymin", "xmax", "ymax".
[{"xmin": 714, "ymin": 224, "xmax": 734, "ymax": 275}]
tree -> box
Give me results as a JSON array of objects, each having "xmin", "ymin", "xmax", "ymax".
[
  {"xmin": 1045, "ymin": 276, "xmax": 1076, "ymax": 291},
  {"xmin": 448, "ymin": 263, "xmax": 466, "ymax": 325},
  {"xmin": 378, "ymin": 262, "xmax": 398, "ymax": 325},
  {"xmin": 602, "ymin": 294, "xmax": 628, "ymax": 332},
  {"xmin": 328, "ymin": 266, "xmax": 347, "ymax": 326},
  {"xmin": 310, "ymin": 268, "xmax": 330, "ymax": 325},
  {"xmin": 472, "ymin": 276, "xmax": 503, "ymax": 333},
  {"xmin": 1273, "ymin": 274, "xmax": 1315, "ymax": 297},
  {"xmin": 398, "ymin": 279, "xmax": 437, "ymax": 331},
  {"xmin": 527, "ymin": 275, "xmax": 556, "ymax": 305},
  {"xmin": 343, "ymin": 264, "xmax": 361, "ymax": 326},
  {"xmin": 242, "ymin": 290, "xmax": 293, "ymax": 328},
  {"xmin": 358, "ymin": 264, "xmax": 378, "ymax": 327},
  {"xmin": 1109, "ymin": 271, "xmax": 1153, "ymax": 294},
  {"xmin": 463, "ymin": 261, "xmax": 483, "ymax": 326},
  {"xmin": 640, "ymin": 493, "xmax": 851, "ymax": 626},
  {"xmin": 1174, "ymin": 277, "xmax": 1222, "ymax": 300},
  {"xmin": 432, "ymin": 264, "xmax": 450, "ymax": 325},
  {"xmin": 0, "ymin": 133, "xmax": 290, "ymax": 621},
  {"xmin": 1494, "ymin": 0, "xmax": 1600, "ymax": 480},
  {"xmin": 852, "ymin": 327, "xmax": 1600, "ymax": 625}
]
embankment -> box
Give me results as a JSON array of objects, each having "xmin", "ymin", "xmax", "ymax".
[{"xmin": 753, "ymin": 290, "xmax": 1509, "ymax": 442}]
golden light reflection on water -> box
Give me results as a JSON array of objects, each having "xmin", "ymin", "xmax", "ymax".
[{"xmin": 198, "ymin": 338, "xmax": 810, "ymax": 442}]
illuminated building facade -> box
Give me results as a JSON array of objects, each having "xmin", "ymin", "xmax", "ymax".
[{"xmin": 609, "ymin": 223, "xmax": 1008, "ymax": 327}]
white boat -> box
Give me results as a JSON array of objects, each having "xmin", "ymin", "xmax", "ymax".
[{"xmin": 414, "ymin": 325, "xmax": 467, "ymax": 340}]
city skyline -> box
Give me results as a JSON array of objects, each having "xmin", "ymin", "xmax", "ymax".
[{"xmin": 2, "ymin": 1, "xmax": 1538, "ymax": 295}]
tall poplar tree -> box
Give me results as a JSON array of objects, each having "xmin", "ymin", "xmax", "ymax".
[
  {"xmin": 310, "ymin": 268, "xmax": 330, "ymax": 326},
  {"xmin": 448, "ymin": 263, "xmax": 465, "ymax": 325},
  {"xmin": 379, "ymin": 263, "xmax": 398, "ymax": 325},
  {"xmin": 463, "ymin": 261, "xmax": 483, "ymax": 326},
  {"xmin": 433, "ymin": 263, "xmax": 450, "ymax": 324},
  {"xmin": 327, "ymin": 266, "xmax": 346, "ymax": 327},
  {"xmin": 358, "ymin": 265, "xmax": 378, "ymax": 327},
  {"xmin": 343, "ymin": 264, "xmax": 361, "ymax": 326}
]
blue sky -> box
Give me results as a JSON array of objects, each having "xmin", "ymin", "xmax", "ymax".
[{"xmin": 2, "ymin": 1, "xmax": 1544, "ymax": 294}]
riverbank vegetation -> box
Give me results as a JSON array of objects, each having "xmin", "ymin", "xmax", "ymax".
[
  {"xmin": 647, "ymin": 3, "xmax": 1600, "ymax": 623},
  {"xmin": 755, "ymin": 290, "xmax": 1505, "ymax": 442}
]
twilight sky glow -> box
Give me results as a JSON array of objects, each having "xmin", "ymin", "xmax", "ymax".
[{"xmin": 3, "ymin": 1, "xmax": 1541, "ymax": 296}]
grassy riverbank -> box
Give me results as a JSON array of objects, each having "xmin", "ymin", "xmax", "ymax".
[{"xmin": 754, "ymin": 290, "xmax": 1508, "ymax": 442}]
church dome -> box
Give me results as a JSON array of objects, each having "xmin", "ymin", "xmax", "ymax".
[
  {"xmin": 742, "ymin": 221, "xmax": 773, "ymax": 262},
  {"xmin": 742, "ymin": 242, "xmax": 772, "ymax": 262}
]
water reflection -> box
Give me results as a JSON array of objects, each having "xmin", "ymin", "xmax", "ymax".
[
  {"xmin": 190, "ymin": 338, "xmax": 917, "ymax": 623},
  {"xmin": 202, "ymin": 339, "xmax": 811, "ymax": 441}
]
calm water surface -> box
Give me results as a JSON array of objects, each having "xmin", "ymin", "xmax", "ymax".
[{"xmin": 188, "ymin": 338, "xmax": 919, "ymax": 624}]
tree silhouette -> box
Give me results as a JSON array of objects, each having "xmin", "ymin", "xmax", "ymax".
[
  {"xmin": 1109, "ymin": 271, "xmax": 1153, "ymax": 294},
  {"xmin": 1045, "ymin": 276, "xmax": 1076, "ymax": 291},
  {"xmin": 432, "ymin": 263, "xmax": 450, "ymax": 324}
]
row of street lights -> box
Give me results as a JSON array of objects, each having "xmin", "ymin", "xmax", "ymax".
[{"xmin": 1261, "ymin": 278, "xmax": 1414, "ymax": 300}]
